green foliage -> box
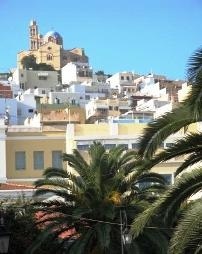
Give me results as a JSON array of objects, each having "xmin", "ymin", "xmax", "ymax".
[
  {"xmin": 28, "ymin": 142, "xmax": 168, "ymax": 254},
  {"xmin": 169, "ymin": 199, "xmax": 202, "ymax": 254},
  {"xmin": 131, "ymin": 46, "xmax": 202, "ymax": 253},
  {"xmin": 0, "ymin": 198, "xmax": 41, "ymax": 254},
  {"xmin": 21, "ymin": 55, "xmax": 55, "ymax": 71},
  {"xmin": 21, "ymin": 55, "xmax": 37, "ymax": 70},
  {"xmin": 95, "ymin": 70, "xmax": 105, "ymax": 75}
]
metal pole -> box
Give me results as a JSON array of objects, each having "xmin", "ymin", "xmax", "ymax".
[
  {"xmin": 68, "ymin": 105, "xmax": 70, "ymax": 124},
  {"xmin": 120, "ymin": 210, "xmax": 124, "ymax": 254}
]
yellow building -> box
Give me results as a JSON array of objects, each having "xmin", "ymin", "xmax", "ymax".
[
  {"xmin": 66, "ymin": 123, "xmax": 186, "ymax": 183},
  {"xmin": 17, "ymin": 20, "xmax": 88, "ymax": 71},
  {"xmin": 0, "ymin": 123, "xmax": 189, "ymax": 185}
]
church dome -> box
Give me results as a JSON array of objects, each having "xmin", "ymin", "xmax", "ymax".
[{"xmin": 44, "ymin": 31, "xmax": 63, "ymax": 45}]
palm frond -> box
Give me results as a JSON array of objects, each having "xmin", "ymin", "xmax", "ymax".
[
  {"xmin": 33, "ymin": 188, "xmax": 76, "ymax": 202},
  {"xmin": 148, "ymin": 132, "xmax": 202, "ymax": 174},
  {"xmin": 187, "ymin": 46, "xmax": 202, "ymax": 82},
  {"xmin": 169, "ymin": 199, "xmax": 202, "ymax": 254},
  {"xmin": 135, "ymin": 172, "xmax": 168, "ymax": 186},
  {"xmin": 63, "ymin": 150, "xmax": 90, "ymax": 180},
  {"xmin": 131, "ymin": 167, "xmax": 202, "ymax": 237},
  {"xmin": 42, "ymin": 167, "xmax": 69, "ymax": 178},
  {"xmin": 67, "ymin": 229, "xmax": 94, "ymax": 254},
  {"xmin": 138, "ymin": 105, "xmax": 194, "ymax": 159},
  {"xmin": 175, "ymin": 151, "xmax": 202, "ymax": 176},
  {"xmin": 34, "ymin": 178, "xmax": 81, "ymax": 196},
  {"xmin": 95, "ymin": 223, "xmax": 111, "ymax": 249}
]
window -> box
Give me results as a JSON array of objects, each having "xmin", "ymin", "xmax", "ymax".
[
  {"xmin": 42, "ymin": 90, "xmax": 46, "ymax": 94},
  {"xmin": 77, "ymin": 144, "xmax": 89, "ymax": 151},
  {"xmin": 160, "ymin": 142, "xmax": 164, "ymax": 148},
  {"xmin": 20, "ymin": 83, "xmax": 25, "ymax": 89},
  {"xmin": 165, "ymin": 143, "xmax": 175, "ymax": 148},
  {"xmin": 28, "ymin": 109, "xmax": 34, "ymax": 113},
  {"xmin": 15, "ymin": 151, "xmax": 26, "ymax": 170},
  {"xmin": 114, "ymin": 106, "xmax": 119, "ymax": 111},
  {"xmin": 21, "ymin": 74, "xmax": 24, "ymax": 77},
  {"xmin": 121, "ymin": 76, "xmax": 124, "ymax": 80},
  {"xmin": 39, "ymin": 76, "xmax": 47, "ymax": 80},
  {"xmin": 161, "ymin": 174, "xmax": 172, "ymax": 184},
  {"xmin": 47, "ymin": 54, "xmax": 53, "ymax": 61},
  {"xmin": 104, "ymin": 144, "xmax": 116, "ymax": 150},
  {"xmin": 109, "ymin": 106, "xmax": 113, "ymax": 110},
  {"xmin": 132, "ymin": 143, "xmax": 140, "ymax": 150},
  {"xmin": 17, "ymin": 108, "xmax": 22, "ymax": 115},
  {"xmin": 119, "ymin": 144, "xmax": 128, "ymax": 150},
  {"xmin": 52, "ymin": 151, "xmax": 62, "ymax": 168},
  {"xmin": 34, "ymin": 151, "xmax": 44, "ymax": 170},
  {"xmin": 126, "ymin": 76, "xmax": 130, "ymax": 81}
]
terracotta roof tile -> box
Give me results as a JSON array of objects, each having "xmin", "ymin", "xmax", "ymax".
[{"xmin": 0, "ymin": 183, "xmax": 34, "ymax": 190}]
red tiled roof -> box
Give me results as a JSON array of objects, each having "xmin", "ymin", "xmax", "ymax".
[
  {"xmin": 35, "ymin": 211, "xmax": 76, "ymax": 239},
  {"xmin": 0, "ymin": 183, "xmax": 34, "ymax": 190}
]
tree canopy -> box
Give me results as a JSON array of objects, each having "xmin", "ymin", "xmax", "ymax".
[{"xmin": 21, "ymin": 55, "xmax": 55, "ymax": 71}]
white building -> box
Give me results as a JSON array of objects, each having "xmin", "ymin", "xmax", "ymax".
[
  {"xmin": 85, "ymin": 98, "xmax": 131, "ymax": 123},
  {"xmin": 0, "ymin": 98, "xmax": 18, "ymax": 125},
  {"xmin": 12, "ymin": 68, "xmax": 59, "ymax": 90},
  {"xmin": 138, "ymin": 74, "xmax": 161, "ymax": 97},
  {"xmin": 106, "ymin": 71, "xmax": 138, "ymax": 95},
  {"xmin": 46, "ymin": 81, "xmax": 111, "ymax": 108},
  {"xmin": 61, "ymin": 62, "xmax": 93, "ymax": 85},
  {"xmin": 16, "ymin": 90, "xmax": 37, "ymax": 124}
]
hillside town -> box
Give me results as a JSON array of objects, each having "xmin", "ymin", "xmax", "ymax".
[
  {"xmin": 0, "ymin": 18, "xmax": 202, "ymax": 254},
  {"xmin": 0, "ymin": 20, "xmax": 191, "ymax": 188}
]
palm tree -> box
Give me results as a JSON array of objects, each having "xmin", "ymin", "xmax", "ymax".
[
  {"xmin": 131, "ymin": 47, "xmax": 202, "ymax": 253},
  {"xmin": 27, "ymin": 142, "xmax": 168, "ymax": 254},
  {"xmin": 138, "ymin": 47, "xmax": 202, "ymax": 163},
  {"xmin": 131, "ymin": 168, "xmax": 202, "ymax": 254}
]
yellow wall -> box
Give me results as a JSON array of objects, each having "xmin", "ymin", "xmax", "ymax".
[
  {"xmin": 74, "ymin": 123, "xmax": 147, "ymax": 136},
  {"xmin": 6, "ymin": 123, "xmax": 186, "ymax": 184},
  {"xmin": 75, "ymin": 124, "xmax": 109, "ymax": 136},
  {"xmin": 118, "ymin": 123, "xmax": 146, "ymax": 135},
  {"xmin": 6, "ymin": 132, "xmax": 65, "ymax": 182},
  {"xmin": 18, "ymin": 42, "xmax": 62, "ymax": 70}
]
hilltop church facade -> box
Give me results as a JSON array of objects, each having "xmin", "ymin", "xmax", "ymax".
[{"xmin": 17, "ymin": 20, "xmax": 88, "ymax": 70}]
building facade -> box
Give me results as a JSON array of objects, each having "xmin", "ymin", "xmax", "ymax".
[
  {"xmin": 13, "ymin": 68, "xmax": 59, "ymax": 90},
  {"xmin": 17, "ymin": 20, "xmax": 88, "ymax": 71},
  {"xmin": 0, "ymin": 122, "xmax": 190, "ymax": 185}
]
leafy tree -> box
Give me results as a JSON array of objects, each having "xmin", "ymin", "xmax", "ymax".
[
  {"xmin": 27, "ymin": 142, "xmax": 168, "ymax": 254},
  {"xmin": 37, "ymin": 63, "xmax": 55, "ymax": 71},
  {"xmin": 21, "ymin": 55, "xmax": 55, "ymax": 71},
  {"xmin": 95, "ymin": 70, "xmax": 105, "ymax": 75},
  {"xmin": 21, "ymin": 55, "xmax": 37, "ymax": 70},
  {"xmin": 0, "ymin": 198, "xmax": 42, "ymax": 254}
]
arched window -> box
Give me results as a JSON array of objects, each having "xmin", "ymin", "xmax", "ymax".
[{"xmin": 47, "ymin": 54, "xmax": 53, "ymax": 61}]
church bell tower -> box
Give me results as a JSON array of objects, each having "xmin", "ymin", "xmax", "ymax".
[{"xmin": 29, "ymin": 20, "xmax": 39, "ymax": 50}]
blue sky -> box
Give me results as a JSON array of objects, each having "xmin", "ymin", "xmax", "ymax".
[{"xmin": 0, "ymin": 0, "xmax": 202, "ymax": 80}]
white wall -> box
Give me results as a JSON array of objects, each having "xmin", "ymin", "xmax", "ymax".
[
  {"xmin": 140, "ymin": 76, "xmax": 160, "ymax": 97},
  {"xmin": 0, "ymin": 127, "xmax": 7, "ymax": 182},
  {"xmin": 0, "ymin": 98, "xmax": 18, "ymax": 125},
  {"xmin": 62, "ymin": 63, "xmax": 77, "ymax": 84},
  {"xmin": 16, "ymin": 93, "xmax": 36, "ymax": 124}
]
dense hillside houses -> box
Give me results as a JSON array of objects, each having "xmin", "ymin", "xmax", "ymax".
[{"xmin": 0, "ymin": 19, "xmax": 192, "ymax": 192}]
